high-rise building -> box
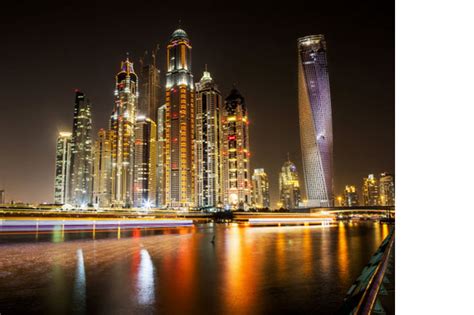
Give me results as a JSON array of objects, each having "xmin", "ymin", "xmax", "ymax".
[
  {"xmin": 221, "ymin": 88, "xmax": 251, "ymax": 210},
  {"xmin": 195, "ymin": 68, "xmax": 222, "ymax": 208},
  {"xmin": 343, "ymin": 185, "xmax": 359, "ymax": 207},
  {"xmin": 0, "ymin": 189, "xmax": 4, "ymax": 204},
  {"xmin": 164, "ymin": 28, "xmax": 195, "ymax": 209},
  {"xmin": 379, "ymin": 172, "xmax": 395, "ymax": 206},
  {"xmin": 110, "ymin": 58, "xmax": 138, "ymax": 208},
  {"xmin": 133, "ymin": 117, "xmax": 157, "ymax": 208},
  {"xmin": 363, "ymin": 174, "xmax": 379, "ymax": 206},
  {"xmin": 297, "ymin": 35, "xmax": 334, "ymax": 207},
  {"xmin": 279, "ymin": 159, "xmax": 301, "ymax": 209},
  {"xmin": 54, "ymin": 132, "xmax": 72, "ymax": 204},
  {"xmin": 92, "ymin": 129, "xmax": 112, "ymax": 207},
  {"xmin": 156, "ymin": 104, "xmax": 166, "ymax": 207},
  {"xmin": 138, "ymin": 48, "xmax": 161, "ymax": 121},
  {"xmin": 252, "ymin": 168, "xmax": 270, "ymax": 209},
  {"xmin": 68, "ymin": 90, "xmax": 93, "ymax": 207}
]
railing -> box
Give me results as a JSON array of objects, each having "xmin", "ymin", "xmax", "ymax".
[{"xmin": 338, "ymin": 227, "xmax": 395, "ymax": 314}]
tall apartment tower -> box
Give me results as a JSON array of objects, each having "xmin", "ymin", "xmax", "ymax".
[
  {"xmin": 221, "ymin": 87, "xmax": 251, "ymax": 210},
  {"xmin": 54, "ymin": 132, "xmax": 72, "ymax": 204},
  {"xmin": 279, "ymin": 159, "xmax": 302, "ymax": 209},
  {"xmin": 379, "ymin": 172, "xmax": 395, "ymax": 206},
  {"xmin": 110, "ymin": 58, "xmax": 138, "ymax": 208},
  {"xmin": 92, "ymin": 129, "xmax": 112, "ymax": 207},
  {"xmin": 138, "ymin": 48, "xmax": 161, "ymax": 121},
  {"xmin": 297, "ymin": 35, "xmax": 334, "ymax": 207},
  {"xmin": 133, "ymin": 117, "xmax": 157, "ymax": 208},
  {"xmin": 363, "ymin": 174, "xmax": 379, "ymax": 206},
  {"xmin": 195, "ymin": 69, "xmax": 222, "ymax": 208},
  {"xmin": 164, "ymin": 28, "xmax": 195, "ymax": 209},
  {"xmin": 68, "ymin": 90, "xmax": 93, "ymax": 207},
  {"xmin": 252, "ymin": 168, "xmax": 270, "ymax": 209},
  {"xmin": 156, "ymin": 104, "xmax": 166, "ymax": 207},
  {"xmin": 343, "ymin": 185, "xmax": 359, "ymax": 207}
]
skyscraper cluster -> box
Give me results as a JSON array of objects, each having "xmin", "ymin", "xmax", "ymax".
[{"xmin": 53, "ymin": 28, "xmax": 256, "ymax": 210}]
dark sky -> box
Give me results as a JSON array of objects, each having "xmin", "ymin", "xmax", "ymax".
[{"xmin": 0, "ymin": 0, "xmax": 394, "ymax": 206}]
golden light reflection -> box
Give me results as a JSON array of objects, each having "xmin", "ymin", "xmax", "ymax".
[
  {"xmin": 337, "ymin": 222, "xmax": 349, "ymax": 283},
  {"xmin": 301, "ymin": 226, "xmax": 313, "ymax": 277}
]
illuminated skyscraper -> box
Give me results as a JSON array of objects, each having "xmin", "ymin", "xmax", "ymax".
[
  {"xmin": 92, "ymin": 129, "xmax": 112, "ymax": 207},
  {"xmin": 54, "ymin": 132, "xmax": 72, "ymax": 204},
  {"xmin": 252, "ymin": 168, "xmax": 270, "ymax": 209},
  {"xmin": 297, "ymin": 35, "xmax": 334, "ymax": 207},
  {"xmin": 279, "ymin": 159, "xmax": 301, "ymax": 209},
  {"xmin": 379, "ymin": 172, "xmax": 395, "ymax": 206},
  {"xmin": 133, "ymin": 117, "xmax": 157, "ymax": 208},
  {"xmin": 195, "ymin": 68, "xmax": 222, "ymax": 208},
  {"xmin": 221, "ymin": 87, "xmax": 251, "ymax": 210},
  {"xmin": 138, "ymin": 48, "xmax": 161, "ymax": 121},
  {"xmin": 68, "ymin": 90, "xmax": 93, "ymax": 207},
  {"xmin": 164, "ymin": 28, "xmax": 194, "ymax": 208},
  {"xmin": 363, "ymin": 174, "xmax": 379, "ymax": 206},
  {"xmin": 110, "ymin": 58, "xmax": 138, "ymax": 208},
  {"xmin": 343, "ymin": 185, "xmax": 359, "ymax": 207},
  {"xmin": 156, "ymin": 104, "xmax": 166, "ymax": 207}
]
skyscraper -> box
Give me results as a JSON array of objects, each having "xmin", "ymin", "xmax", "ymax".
[
  {"xmin": 92, "ymin": 129, "xmax": 112, "ymax": 207},
  {"xmin": 138, "ymin": 48, "xmax": 161, "ymax": 121},
  {"xmin": 297, "ymin": 35, "xmax": 334, "ymax": 207},
  {"xmin": 68, "ymin": 90, "xmax": 93, "ymax": 207},
  {"xmin": 279, "ymin": 159, "xmax": 301, "ymax": 210},
  {"xmin": 133, "ymin": 117, "xmax": 157, "ymax": 208},
  {"xmin": 54, "ymin": 131, "xmax": 72, "ymax": 204},
  {"xmin": 379, "ymin": 172, "xmax": 395, "ymax": 206},
  {"xmin": 110, "ymin": 58, "xmax": 138, "ymax": 208},
  {"xmin": 164, "ymin": 28, "xmax": 194, "ymax": 209},
  {"xmin": 363, "ymin": 174, "xmax": 379, "ymax": 206},
  {"xmin": 221, "ymin": 87, "xmax": 251, "ymax": 210},
  {"xmin": 252, "ymin": 168, "xmax": 270, "ymax": 209},
  {"xmin": 156, "ymin": 104, "xmax": 166, "ymax": 207},
  {"xmin": 343, "ymin": 185, "xmax": 359, "ymax": 207},
  {"xmin": 195, "ymin": 68, "xmax": 222, "ymax": 208}
]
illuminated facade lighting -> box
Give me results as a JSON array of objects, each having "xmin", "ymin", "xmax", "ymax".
[
  {"xmin": 252, "ymin": 168, "xmax": 270, "ymax": 209},
  {"xmin": 195, "ymin": 68, "xmax": 222, "ymax": 208},
  {"xmin": 297, "ymin": 34, "xmax": 334, "ymax": 207},
  {"xmin": 164, "ymin": 29, "xmax": 195, "ymax": 208},
  {"xmin": 54, "ymin": 131, "xmax": 72, "ymax": 204},
  {"xmin": 68, "ymin": 90, "xmax": 93, "ymax": 207},
  {"xmin": 156, "ymin": 105, "xmax": 166, "ymax": 207},
  {"xmin": 279, "ymin": 158, "xmax": 301, "ymax": 209},
  {"xmin": 379, "ymin": 172, "xmax": 395, "ymax": 206},
  {"xmin": 343, "ymin": 185, "xmax": 359, "ymax": 207},
  {"xmin": 92, "ymin": 129, "xmax": 112, "ymax": 207},
  {"xmin": 221, "ymin": 87, "xmax": 251, "ymax": 210},
  {"xmin": 363, "ymin": 174, "xmax": 379, "ymax": 206}
]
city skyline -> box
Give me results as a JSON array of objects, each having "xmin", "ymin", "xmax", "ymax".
[{"xmin": 0, "ymin": 2, "xmax": 394, "ymax": 207}]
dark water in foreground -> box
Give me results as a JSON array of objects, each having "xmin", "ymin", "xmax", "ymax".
[{"xmin": 0, "ymin": 221, "xmax": 390, "ymax": 314}]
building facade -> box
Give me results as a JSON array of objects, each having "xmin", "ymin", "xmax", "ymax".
[
  {"xmin": 156, "ymin": 104, "xmax": 166, "ymax": 207},
  {"xmin": 195, "ymin": 69, "xmax": 222, "ymax": 208},
  {"xmin": 363, "ymin": 174, "xmax": 379, "ymax": 206},
  {"xmin": 138, "ymin": 49, "xmax": 161, "ymax": 121},
  {"xmin": 221, "ymin": 88, "xmax": 251, "ymax": 210},
  {"xmin": 297, "ymin": 35, "xmax": 334, "ymax": 207},
  {"xmin": 68, "ymin": 91, "xmax": 93, "ymax": 207},
  {"xmin": 110, "ymin": 59, "xmax": 138, "ymax": 208},
  {"xmin": 279, "ymin": 159, "xmax": 301, "ymax": 209},
  {"xmin": 133, "ymin": 117, "xmax": 157, "ymax": 208},
  {"xmin": 164, "ymin": 28, "xmax": 195, "ymax": 208},
  {"xmin": 379, "ymin": 172, "xmax": 395, "ymax": 206},
  {"xmin": 343, "ymin": 185, "xmax": 359, "ymax": 207},
  {"xmin": 54, "ymin": 132, "xmax": 72, "ymax": 204},
  {"xmin": 252, "ymin": 168, "xmax": 270, "ymax": 209},
  {"xmin": 92, "ymin": 129, "xmax": 112, "ymax": 207}
]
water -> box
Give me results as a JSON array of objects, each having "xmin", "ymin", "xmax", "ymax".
[{"xmin": 0, "ymin": 221, "xmax": 390, "ymax": 314}]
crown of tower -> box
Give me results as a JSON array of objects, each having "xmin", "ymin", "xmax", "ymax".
[{"xmin": 171, "ymin": 28, "xmax": 188, "ymax": 40}]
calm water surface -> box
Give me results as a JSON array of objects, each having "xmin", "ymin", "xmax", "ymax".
[{"xmin": 0, "ymin": 221, "xmax": 389, "ymax": 314}]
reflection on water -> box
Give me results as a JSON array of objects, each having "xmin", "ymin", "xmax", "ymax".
[{"xmin": 0, "ymin": 222, "xmax": 391, "ymax": 314}]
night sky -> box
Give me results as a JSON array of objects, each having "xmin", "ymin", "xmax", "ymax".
[{"xmin": 0, "ymin": 0, "xmax": 394, "ymax": 206}]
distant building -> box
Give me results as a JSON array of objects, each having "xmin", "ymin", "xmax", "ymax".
[
  {"xmin": 156, "ymin": 104, "xmax": 166, "ymax": 207},
  {"xmin": 138, "ymin": 48, "xmax": 161, "ymax": 121},
  {"xmin": 92, "ymin": 129, "xmax": 112, "ymax": 207},
  {"xmin": 195, "ymin": 68, "xmax": 222, "ymax": 208},
  {"xmin": 54, "ymin": 132, "xmax": 72, "ymax": 204},
  {"xmin": 252, "ymin": 168, "xmax": 270, "ymax": 209},
  {"xmin": 133, "ymin": 117, "xmax": 157, "ymax": 208},
  {"xmin": 343, "ymin": 185, "xmax": 359, "ymax": 207},
  {"xmin": 379, "ymin": 172, "xmax": 395, "ymax": 206},
  {"xmin": 363, "ymin": 174, "xmax": 379, "ymax": 206},
  {"xmin": 279, "ymin": 159, "xmax": 301, "ymax": 209},
  {"xmin": 221, "ymin": 87, "xmax": 251, "ymax": 210},
  {"xmin": 297, "ymin": 35, "xmax": 334, "ymax": 207},
  {"xmin": 0, "ymin": 189, "xmax": 4, "ymax": 204},
  {"xmin": 68, "ymin": 90, "xmax": 93, "ymax": 207}
]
